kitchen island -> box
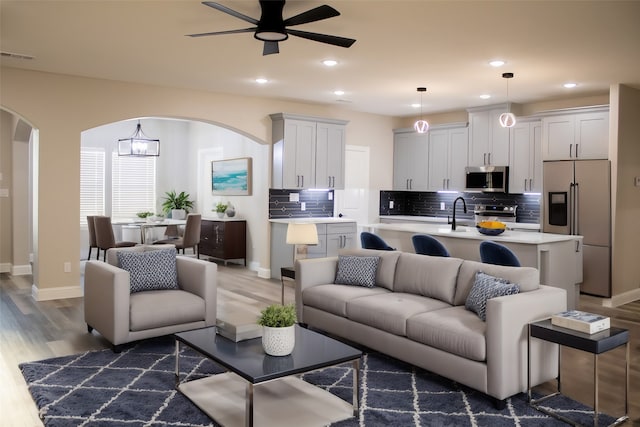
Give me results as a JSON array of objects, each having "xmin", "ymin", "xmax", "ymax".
[{"xmin": 366, "ymin": 222, "xmax": 583, "ymax": 309}]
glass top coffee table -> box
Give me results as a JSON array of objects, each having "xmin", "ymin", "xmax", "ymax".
[{"xmin": 174, "ymin": 325, "xmax": 362, "ymax": 427}]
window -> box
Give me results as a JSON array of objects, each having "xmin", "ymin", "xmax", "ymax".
[
  {"xmin": 111, "ymin": 153, "xmax": 157, "ymax": 219},
  {"xmin": 80, "ymin": 148, "xmax": 105, "ymax": 227}
]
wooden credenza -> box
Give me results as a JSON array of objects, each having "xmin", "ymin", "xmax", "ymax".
[{"xmin": 199, "ymin": 219, "xmax": 246, "ymax": 266}]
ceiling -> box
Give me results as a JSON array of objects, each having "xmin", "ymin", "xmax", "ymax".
[{"xmin": 2, "ymin": 1, "xmax": 639, "ymax": 118}]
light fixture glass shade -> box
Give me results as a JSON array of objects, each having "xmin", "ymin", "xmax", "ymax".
[
  {"xmin": 286, "ymin": 223, "xmax": 319, "ymax": 245},
  {"xmin": 499, "ymin": 112, "xmax": 517, "ymax": 128},
  {"xmin": 118, "ymin": 122, "xmax": 160, "ymax": 156},
  {"xmin": 414, "ymin": 119, "xmax": 430, "ymax": 133}
]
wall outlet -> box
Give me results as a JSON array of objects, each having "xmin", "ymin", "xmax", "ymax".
[
  {"xmin": 440, "ymin": 202, "xmax": 446, "ymax": 210},
  {"xmin": 389, "ymin": 200, "xmax": 394, "ymax": 209},
  {"xmin": 289, "ymin": 193, "xmax": 299, "ymax": 202},
  {"xmin": 64, "ymin": 262, "xmax": 71, "ymax": 273},
  {"xmin": 328, "ymin": 192, "xmax": 333, "ymax": 200},
  {"xmin": 300, "ymin": 202, "xmax": 306, "ymax": 211}
]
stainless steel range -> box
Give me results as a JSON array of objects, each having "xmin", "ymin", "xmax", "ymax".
[{"xmin": 474, "ymin": 204, "xmax": 517, "ymax": 224}]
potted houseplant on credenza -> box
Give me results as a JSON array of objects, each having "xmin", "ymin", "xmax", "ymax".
[
  {"xmin": 257, "ymin": 303, "xmax": 297, "ymax": 356},
  {"xmin": 161, "ymin": 190, "xmax": 194, "ymax": 220},
  {"xmin": 215, "ymin": 202, "xmax": 228, "ymax": 219}
]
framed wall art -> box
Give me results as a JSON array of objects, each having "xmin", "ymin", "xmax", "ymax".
[{"xmin": 211, "ymin": 157, "xmax": 252, "ymax": 195}]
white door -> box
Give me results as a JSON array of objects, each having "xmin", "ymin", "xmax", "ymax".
[{"xmin": 334, "ymin": 145, "xmax": 370, "ymax": 227}]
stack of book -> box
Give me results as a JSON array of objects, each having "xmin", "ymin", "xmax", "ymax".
[{"xmin": 551, "ymin": 310, "xmax": 610, "ymax": 334}]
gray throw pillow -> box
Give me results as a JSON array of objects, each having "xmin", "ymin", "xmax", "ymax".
[
  {"xmin": 465, "ymin": 271, "xmax": 520, "ymax": 321},
  {"xmin": 334, "ymin": 255, "xmax": 380, "ymax": 287},
  {"xmin": 117, "ymin": 248, "xmax": 179, "ymax": 293}
]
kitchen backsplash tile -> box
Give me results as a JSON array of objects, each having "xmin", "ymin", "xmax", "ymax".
[
  {"xmin": 269, "ymin": 189, "xmax": 335, "ymax": 219},
  {"xmin": 380, "ymin": 191, "xmax": 540, "ymax": 223}
]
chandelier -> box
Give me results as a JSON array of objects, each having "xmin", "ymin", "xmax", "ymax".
[{"xmin": 118, "ymin": 120, "xmax": 160, "ymax": 156}]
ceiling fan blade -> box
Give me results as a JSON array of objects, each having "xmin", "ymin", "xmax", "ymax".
[
  {"xmin": 263, "ymin": 41, "xmax": 280, "ymax": 55},
  {"xmin": 287, "ymin": 29, "xmax": 356, "ymax": 48},
  {"xmin": 186, "ymin": 27, "xmax": 256, "ymax": 38},
  {"xmin": 283, "ymin": 5, "xmax": 340, "ymax": 27},
  {"xmin": 202, "ymin": 1, "xmax": 259, "ymax": 25}
]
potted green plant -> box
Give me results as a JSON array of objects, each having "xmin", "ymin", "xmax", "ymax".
[
  {"xmin": 215, "ymin": 202, "xmax": 228, "ymax": 219},
  {"xmin": 161, "ymin": 190, "xmax": 194, "ymax": 220},
  {"xmin": 257, "ymin": 303, "xmax": 297, "ymax": 356}
]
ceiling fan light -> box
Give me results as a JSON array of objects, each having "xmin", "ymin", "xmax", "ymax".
[
  {"xmin": 254, "ymin": 31, "xmax": 288, "ymax": 42},
  {"xmin": 414, "ymin": 119, "xmax": 430, "ymax": 133},
  {"xmin": 499, "ymin": 112, "xmax": 517, "ymax": 128}
]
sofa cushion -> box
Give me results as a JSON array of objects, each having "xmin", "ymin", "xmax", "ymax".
[
  {"xmin": 465, "ymin": 272, "xmax": 520, "ymax": 321},
  {"xmin": 453, "ymin": 260, "xmax": 539, "ymax": 306},
  {"xmin": 406, "ymin": 306, "xmax": 487, "ymax": 362},
  {"xmin": 346, "ymin": 293, "xmax": 451, "ymax": 336},
  {"xmin": 130, "ymin": 289, "xmax": 204, "ymax": 331},
  {"xmin": 339, "ymin": 248, "xmax": 401, "ymax": 290},
  {"xmin": 392, "ymin": 253, "xmax": 463, "ymax": 305},
  {"xmin": 117, "ymin": 248, "xmax": 179, "ymax": 293},
  {"xmin": 303, "ymin": 284, "xmax": 389, "ymax": 318},
  {"xmin": 334, "ymin": 255, "xmax": 380, "ymax": 287}
]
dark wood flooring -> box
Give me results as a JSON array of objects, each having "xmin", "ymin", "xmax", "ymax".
[{"xmin": 1, "ymin": 263, "xmax": 638, "ymax": 426}]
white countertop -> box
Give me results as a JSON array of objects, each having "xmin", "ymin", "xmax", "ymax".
[
  {"xmin": 379, "ymin": 215, "xmax": 541, "ymax": 231},
  {"xmin": 270, "ymin": 217, "xmax": 357, "ymax": 224},
  {"xmin": 370, "ymin": 222, "xmax": 580, "ymax": 245},
  {"xmin": 202, "ymin": 216, "xmax": 246, "ymax": 222}
]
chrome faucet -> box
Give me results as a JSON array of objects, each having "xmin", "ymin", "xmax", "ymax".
[{"xmin": 451, "ymin": 196, "xmax": 467, "ymax": 231}]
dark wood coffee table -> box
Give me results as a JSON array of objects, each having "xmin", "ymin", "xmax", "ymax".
[{"xmin": 175, "ymin": 325, "xmax": 361, "ymax": 427}]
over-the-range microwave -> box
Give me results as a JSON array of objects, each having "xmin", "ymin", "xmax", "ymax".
[{"xmin": 465, "ymin": 166, "xmax": 508, "ymax": 193}]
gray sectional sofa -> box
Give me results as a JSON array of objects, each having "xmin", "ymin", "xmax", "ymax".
[{"xmin": 295, "ymin": 248, "xmax": 567, "ymax": 405}]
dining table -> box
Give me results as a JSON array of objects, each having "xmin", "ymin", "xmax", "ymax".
[{"xmin": 113, "ymin": 218, "xmax": 187, "ymax": 244}]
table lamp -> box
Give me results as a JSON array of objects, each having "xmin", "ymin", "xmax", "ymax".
[{"xmin": 286, "ymin": 222, "xmax": 319, "ymax": 262}]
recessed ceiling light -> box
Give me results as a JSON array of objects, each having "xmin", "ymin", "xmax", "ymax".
[
  {"xmin": 480, "ymin": 94, "xmax": 491, "ymax": 100},
  {"xmin": 411, "ymin": 103, "xmax": 421, "ymax": 108},
  {"xmin": 322, "ymin": 59, "xmax": 338, "ymax": 67},
  {"xmin": 563, "ymin": 82, "xmax": 578, "ymax": 88},
  {"xmin": 255, "ymin": 78, "xmax": 268, "ymax": 84},
  {"xmin": 334, "ymin": 90, "xmax": 345, "ymax": 96},
  {"xmin": 489, "ymin": 60, "xmax": 505, "ymax": 67}
]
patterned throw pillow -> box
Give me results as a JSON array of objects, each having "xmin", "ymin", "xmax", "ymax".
[
  {"xmin": 117, "ymin": 248, "xmax": 179, "ymax": 294},
  {"xmin": 334, "ymin": 255, "xmax": 380, "ymax": 287},
  {"xmin": 465, "ymin": 271, "xmax": 520, "ymax": 321}
]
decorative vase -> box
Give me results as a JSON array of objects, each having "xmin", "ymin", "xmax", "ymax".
[
  {"xmin": 261, "ymin": 325, "xmax": 295, "ymax": 356},
  {"xmin": 171, "ymin": 209, "xmax": 186, "ymax": 220},
  {"xmin": 225, "ymin": 207, "xmax": 236, "ymax": 217}
]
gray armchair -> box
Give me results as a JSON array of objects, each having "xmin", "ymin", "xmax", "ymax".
[{"xmin": 84, "ymin": 245, "xmax": 217, "ymax": 352}]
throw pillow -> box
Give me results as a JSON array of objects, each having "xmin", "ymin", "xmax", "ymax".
[
  {"xmin": 465, "ymin": 271, "xmax": 520, "ymax": 321},
  {"xmin": 334, "ymin": 255, "xmax": 380, "ymax": 288},
  {"xmin": 117, "ymin": 248, "xmax": 179, "ymax": 293}
]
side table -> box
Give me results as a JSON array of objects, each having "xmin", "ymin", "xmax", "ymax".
[
  {"xmin": 280, "ymin": 266, "xmax": 295, "ymax": 305},
  {"xmin": 527, "ymin": 318, "xmax": 629, "ymax": 426}
]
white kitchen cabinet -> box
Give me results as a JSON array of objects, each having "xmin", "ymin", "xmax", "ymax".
[
  {"xmin": 393, "ymin": 129, "xmax": 429, "ymax": 191},
  {"xmin": 509, "ymin": 119, "xmax": 542, "ymax": 193},
  {"xmin": 271, "ymin": 113, "xmax": 348, "ymax": 189},
  {"xmin": 541, "ymin": 107, "xmax": 609, "ymax": 160},
  {"xmin": 427, "ymin": 124, "xmax": 468, "ymax": 191},
  {"xmin": 325, "ymin": 222, "xmax": 357, "ymax": 255},
  {"xmin": 468, "ymin": 104, "xmax": 515, "ymax": 166}
]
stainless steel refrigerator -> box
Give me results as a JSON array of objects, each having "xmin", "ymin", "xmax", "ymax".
[{"xmin": 543, "ymin": 160, "xmax": 611, "ymax": 297}]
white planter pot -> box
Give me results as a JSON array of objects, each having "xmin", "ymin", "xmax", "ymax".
[
  {"xmin": 171, "ymin": 209, "xmax": 186, "ymax": 220},
  {"xmin": 261, "ymin": 325, "xmax": 295, "ymax": 356}
]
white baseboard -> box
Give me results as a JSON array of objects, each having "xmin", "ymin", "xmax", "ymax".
[
  {"xmin": 0, "ymin": 263, "xmax": 10, "ymax": 273},
  {"xmin": 11, "ymin": 264, "xmax": 32, "ymax": 276},
  {"xmin": 603, "ymin": 288, "xmax": 640, "ymax": 307},
  {"xmin": 257, "ymin": 267, "xmax": 271, "ymax": 279},
  {"xmin": 32, "ymin": 284, "xmax": 83, "ymax": 301}
]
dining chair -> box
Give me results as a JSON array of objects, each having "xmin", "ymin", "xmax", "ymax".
[
  {"xmin": 86, "ymin": 215, "xmax": 99, "ymax": 260},
  {"xmin": 360, "ymin": 232, "xmax": 395, "ymax": 251},
  {"xmin": 479, "ymin": 240, "xmax": 521, "ymax": 267},
  {"xmin": 93, "ymin": 216, "xmax": 137, "ymax": 261},
  {"xmin": 155, "ymin": 214, "xmax": 202, "ymax": 256},
  {"xmin": 412, "ymin": 234, "xmax": 450, "ymax": 257}
]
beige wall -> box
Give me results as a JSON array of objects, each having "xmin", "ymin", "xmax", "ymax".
[
  {"xmin": 610, "ymin": 84, "xmax": 640, "ymax": 298},
  {"xmin": 0, "ymin": 67, "xmax": 395, "ymax": 298},
  {"xmin": 0, "ymin": 110, "xmax": 12, "ymax": 270}
]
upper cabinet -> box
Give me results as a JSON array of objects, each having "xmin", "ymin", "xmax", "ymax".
[
  {"xmin": 393, "ymin": 129, "xmax": 429, "ymax": 191},
  {"xmin": 541, "ymin": 107, "xmax": 609, "ymax": 160},
  {"xmin": 427, "ymin": 123, "xmax": 468, "ymax": 191},
  {"xmin": 467, "ymin": 103, "xmax": 519, "ymax": 166},
  {"xmin": 271, "ymin": 113, "xmax": 348, "ymax": 189},
  {"xmin": 509, "ymin": 119, "xmax": 542, "ymax": 193}
]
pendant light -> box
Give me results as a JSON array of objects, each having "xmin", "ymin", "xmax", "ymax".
[
  {"xmin": 413, "ymin": 87, "xmax": 429, "ymax": 133},
  {"xmin": 117, "ymin": 120, "xmax": 160, "ymax": 157},
  {"xmin": 499, "ymin": 72, "xmax": 516, "ymax": 128}
]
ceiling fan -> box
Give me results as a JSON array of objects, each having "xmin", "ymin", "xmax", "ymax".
[{"xmin": 187, "ymin": 0, "xmax": 356, "ymax": 55}]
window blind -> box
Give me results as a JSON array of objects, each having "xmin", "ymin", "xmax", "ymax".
[
  {"xmin": 80, "ymin": 148, "xmax": 105, "ymax": 227},
  {"xmin": 111, "ymin": 153, "xmax": 157, "ymax": 220}
]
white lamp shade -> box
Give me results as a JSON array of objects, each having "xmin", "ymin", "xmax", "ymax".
[
  {"xmin": 414, "ymin": 119, "xmax": 429, "ymax": 133},
  {"xmin": 499, "ymin": 112, "xmax": 517, "ymax": 128},
  {"xmin": 286, "ymin": 223, "xmax": 318, "ymax": 245}
]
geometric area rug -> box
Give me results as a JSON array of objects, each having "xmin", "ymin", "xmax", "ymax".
[{"xmin": 20, "ymin": 336, "xmax": 614, "ymax": 427}]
